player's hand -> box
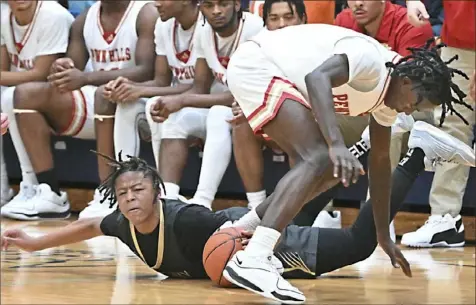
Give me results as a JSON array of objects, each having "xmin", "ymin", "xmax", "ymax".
[
  {"xmin": 50, "ymin": 57, "xmax": 75, "ymax": 75},
  {"xmin": 406, "ymin": 0, "xmax": 430, "ymax": 27},
  {"xmin": 1, "ymin": 229, "xmax": 40, "ymax": 252},
  {"xmin": 1, "ymin": 113, "xmax": 9, "ymax": 135},
  {"xmin": 226, "ymin": 101, "xmax": 246, "ymax": 125},
  {"xmin": 48, "ymin": 68, "xmax": 86, "ymax": 92},
  {"xmin": 150, "ymin": 95, "xmax": 185, "ymax": 122},
  {"xmin": 240, "ymin": 230, "xmax": 254, "ymax": 248},
  {"xmin": 378, "ymin": 236, "xmax": 412, "ymax": 278},
  {"xmin": 111, "ymin": 82, "xmax": 144, "ymax": 103},
  {"xmin": 329, "ymin": 144, "xmax": 365, "ymax": 187},
  {"xmin": 469, "ymin": 70, "xmax": 476, "ymax": 101}
]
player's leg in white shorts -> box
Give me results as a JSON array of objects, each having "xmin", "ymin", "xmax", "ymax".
[
  {"xmin": 145, "ymin": 97, "xmax": 163, "ymax": 169},
  {"xmin": 192, "ymin": 104, "xmax": 233, "ymax": 209},
  {"xmin": 0, "ymin": 86, "xmax": 15, "ymax": 205},
  {"xmin": 1, "ymin": 83, "xmax": 96, "ymax": 220},
  {"xmin": 224, "ymin": 41, "xmax": 308, "ymax": 303},
  {"xmin": 158, "ymin": 106, "xmax": 208, "ymax": 201}
]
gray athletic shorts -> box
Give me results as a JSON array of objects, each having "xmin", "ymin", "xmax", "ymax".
[{"xmin": 216, "ymin": 207, "xmax": 319, "ymax": 279}]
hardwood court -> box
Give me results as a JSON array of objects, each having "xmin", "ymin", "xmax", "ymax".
[{"xmin": 1, "ymin": 218, "xmax": 475, "ymax": 304}]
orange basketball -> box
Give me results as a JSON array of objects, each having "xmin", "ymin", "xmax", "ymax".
[{"xmin": 202, "ymin": 227, "xmax": 244, "ymax": 287}]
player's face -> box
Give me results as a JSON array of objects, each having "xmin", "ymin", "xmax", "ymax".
[
  {"xmin": 7, "ymin": 0, "xmax": 34, "ymax": 12},
  {"xmin": 115, "ymin": 171, "xmax": 157, "ymax": 225},
  {"xmin": 386, "ymin": 78, "xmax": 436, "ymax": 115},
  {"xmin": 266, "ymin": 2, "xmax": 305, "ymax": 31},
  {"xmin": 347, "ymin": 0, "xmax": 385, "ymax": 26},
  {"xmin": 154, "ymin": 0, "xmax": 183, "ymax": 21},
  {"xmin": 200, "ymin": 0, "xmax": 240, "ymax": 32}
]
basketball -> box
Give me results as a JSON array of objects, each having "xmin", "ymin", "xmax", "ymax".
[{"xmin": 202, "ymin": 227, "xmax": 244, "ymax": 287}]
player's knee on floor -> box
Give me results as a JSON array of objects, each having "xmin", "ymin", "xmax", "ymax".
[
  {"xmin": 94, "ymin": 86, "xmax": 116, "ymax": 120},
  {"xmin": 162, "ymin": 108, "xmax": 207, "ymax": 140}
]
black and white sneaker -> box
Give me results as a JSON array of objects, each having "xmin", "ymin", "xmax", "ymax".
[
  {"xmin": 223, "ymin": 250, "xmax": 305, "ymax": 304},
  {"xmin": 401, "ymin": 214, "xmax": 465, "ymax": 248}
]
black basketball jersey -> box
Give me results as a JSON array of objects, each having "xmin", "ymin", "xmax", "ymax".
[{"xmin": 100, "ymin": 199, "xmax": 228, "ymax": 278}]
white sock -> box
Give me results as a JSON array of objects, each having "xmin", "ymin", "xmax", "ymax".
[
  {"xmin": 114, "ymin": 100, "xmax": 145, "ymax": 159},
  {"xmin": 233, "ymin": 209, "xmax": 261, "ymax": 232},
  {"xmin": 246, "ymin": 190, "xmax": 266, "ymax": 209},
  {"xmin": 145, "ymin": 98, "xmax": 161, "ymax": 170},
  {"xmin": 2, "ymin": 87, "xmax": 37, "ymax": 185},
  {"xmin": 163, "ymin": 182, "xmax": 180, "ymax": 199},
  {"xmin": 245, "ymin": 226, "xmax": 281, "ymax": 257},
  {"xmin": 193, "ymin": 106, "xmax": 232, "ymax": 207}
]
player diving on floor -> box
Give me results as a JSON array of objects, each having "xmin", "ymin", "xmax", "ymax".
[{"xmin": 1, "ymin": 121, "xmax": 474, "ymax": 284}]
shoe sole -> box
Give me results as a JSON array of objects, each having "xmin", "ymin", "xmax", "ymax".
[
  {"xmin": 402, "ymin": 241, "xmax": 465, "ymax": 248},
  {"xmin": 410, "ymin": 122, "xmax": 475, "ymax": 166},
  {"xmin": 1, "ymin": 211, "xmax": 71, "ymax": 221},
  {"xmin": 223, "ymin": 266, "xmax": 305, "ymax": 305}
]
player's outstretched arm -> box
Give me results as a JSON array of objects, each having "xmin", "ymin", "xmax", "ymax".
[
  {"xmin": 305, "ymin": 54, "xmax": 364, "ymax": 186},
  {"xmin": 1, "ymin": 217, "xmax": 104, "ymax": 253}
]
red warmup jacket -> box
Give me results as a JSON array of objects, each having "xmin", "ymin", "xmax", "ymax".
[
  {"xmin": 335, "ymin": 1, "xmax": 434, "ymax": 56},
  {"xmin": 441, "ymin": 1, "xmax": 475, "ymax": 50}
]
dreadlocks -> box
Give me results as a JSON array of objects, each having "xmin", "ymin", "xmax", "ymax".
[
  {"xmin": 94, "ymin": 151, "xmax": 166, "ymax": 208},
  {"xmin": 386, "ymin": 38, "xmax": 474, "ymax": 127},
  {"xmin": 262, "ymin": 0, "xmax": 307, "ymax": 24}
]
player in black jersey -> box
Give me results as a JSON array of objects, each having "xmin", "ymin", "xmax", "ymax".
[{"xmin": 1, "ymin": 122, "xmax": 474, "ymax": 280}]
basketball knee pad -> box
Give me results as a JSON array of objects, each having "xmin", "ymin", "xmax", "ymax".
[
  {"xmin": 162, "ymin": 108, "xmax": 208, "ymax": 139},
  {"xmin": 207, "ymin": 105, "xmax": 233, "ymax": 129}
]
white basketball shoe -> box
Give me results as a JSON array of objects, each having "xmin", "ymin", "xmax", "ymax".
[{"xmin": 79, "ymin": 188, "xmax": 116, "ymax": 219}]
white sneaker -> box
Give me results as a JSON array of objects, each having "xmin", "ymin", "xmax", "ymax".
[
  {"xmin": 1, "ymin": 188, "xmax": 14, "ymax": 207},
  {"xmin": 361, "ymin": 113, "xmax": 415, "ymax": 147},
  {"xmin": 223, "ymin": 250, "xmax": 305, "ymax": 304},
  {"xmin": 408, "ymin": 121, "xmax": 475, "ymax": 171},
  {"xmin": 401, "ymin": 214, "xmax": 465, "ymax": 248},
  {"xmin": 1, "ymin": 183, "xmax": 70, "ymax": 220},
  {"xmin": 79, "ymin": 189, "xmax": 116, "ymax": 219},
  {"xmin": 1, "ymin": 182, "xmax": 37, "ymax": 209},
  {"xmin": 312, "ymin": 211, "xmax": 342, "ymax": 228}
]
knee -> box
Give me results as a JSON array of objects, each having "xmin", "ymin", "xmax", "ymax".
[
  {"xmin": 145, "ymin": 97, "xmax": 159, "ymax": 123},
  {"xmin": 14, "ymin": 82, "xmax": 52, "ymax": 110},
  {"xmin": 94, "ymin": 85, "xmax": 116, "ymax": 116},
  {"xmin": 207, "ymin": 105, "xmax": 233, "ymax": 128},
  {"xmin": 353, "ymin": 238, "xmax": 377, "ymax": 263},
  {"xmin": 299, "ymin": 148, "xmax": 330, "ymax": 170}
]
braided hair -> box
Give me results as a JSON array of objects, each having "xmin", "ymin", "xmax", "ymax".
[
  {"xmin": 262, "ymin": 0, "xmax": 307, "ymax": 24},
  {"xmin": 385, "ymin": 38, "xmax": 473, "ymax": 126},
  {"xmin": 94, "ymin": 151, "xmax": 166, "ymax": 209}
]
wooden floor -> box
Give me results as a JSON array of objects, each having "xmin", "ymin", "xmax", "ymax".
[{"xmin": 1, "ymin": 219, "xmax": 475, "ymax": 304}]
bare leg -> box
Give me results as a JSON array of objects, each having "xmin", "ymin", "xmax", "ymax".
[
  {"xmin": 93, "ymin": 86, "xmax": 116, "ymax": 182},
  {"xmin": 159, "ymin": 139, "xmax": 189, "ymax": 187},
  {"xmin": 14, "ymin": 83, "xmax": 75, "ymax": 175},
  {"xmin": 254, "ymin": 100, "xmax": 339, "ymax": 231}
]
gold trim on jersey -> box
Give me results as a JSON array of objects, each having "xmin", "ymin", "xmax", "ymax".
[
  {"xmin": 9, "ymin": 1, "xmax": 43, "ymax": 54},
  {"xmin": 276, "ymin": 252, "xmax": 315, "ymax": 276},
  {"xmin": 129, "ymin": 199, "xmax": 165, "ymax": 270}
]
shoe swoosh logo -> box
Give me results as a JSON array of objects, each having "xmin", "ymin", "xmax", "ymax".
[{"xmin": 236, "ymin": 256, "xmax": 243, "ymax": 265}]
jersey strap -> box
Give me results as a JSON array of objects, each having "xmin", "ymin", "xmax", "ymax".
[
  {"xmin": 9, "ymin": 1, "xmax": 43, "ymax": 54},
  {"xmin": 129, "ymin": 199, "xmax": 165, "ymax": 270}
]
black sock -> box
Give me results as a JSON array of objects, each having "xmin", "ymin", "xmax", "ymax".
[
  {"xmin": 398, "ymin": 148, "xmax": 425, "ymax": 175},
  {"xmin": 36, "ymin": 169, "xmax": 61, "ymax": 196}
]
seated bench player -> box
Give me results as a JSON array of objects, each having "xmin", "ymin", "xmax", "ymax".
[
  {"xmin": 2, "ymin": 123, "xmax": 474, "ymax": 285},
  {"xmin": 0, "ymin": 0, "xmax": 73, "ymax": 207},
  {"xmin": 1, "ymin": 0, "xmax": 158, "ymax": 221},
  {"xmin": 148, "ymin": 0, "xmax": 264, "ymax": 209}
]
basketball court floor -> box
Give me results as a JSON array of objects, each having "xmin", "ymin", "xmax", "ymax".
[{"xmin": 1, "ymin": 218, "xmax": 475, "ymax": 304}]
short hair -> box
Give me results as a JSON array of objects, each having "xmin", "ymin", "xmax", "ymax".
[
  {"xmin": 94, "ymin": 151, "xmax": 165, "ymax": 208},
  {"xmin": 262, "ymin": 0, "xmax": 307, "ymax": 24},
  {"xmin": 386, "ymin": 39, "xmax": 473, "ymax": 126}
]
